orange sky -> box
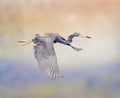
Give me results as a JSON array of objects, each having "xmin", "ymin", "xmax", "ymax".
[
  {"xmin": 0, "ymin": 0, "xmax": 120, "ymax": 68},
  {"xmin": 0, "ymin": 0, "xmax": 120, "ymax": 34}
]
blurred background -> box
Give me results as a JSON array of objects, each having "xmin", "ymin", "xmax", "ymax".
[{"xmin": 0, "ymin": 0, "xmax": 120, "ymax": 98}]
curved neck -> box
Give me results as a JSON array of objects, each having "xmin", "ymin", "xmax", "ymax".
[{"xmin": 67, "ymin": 34, "xmax": 78, "ymax": 43}]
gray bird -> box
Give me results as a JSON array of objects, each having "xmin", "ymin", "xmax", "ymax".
[{"xmin": 18, "ymin": 32, "xmax": 91, "ymax": 79}]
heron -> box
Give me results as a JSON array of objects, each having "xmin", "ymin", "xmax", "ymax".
[{"xmin": 18, "ymin": 32, "xmax": 91, "ymax": 80}]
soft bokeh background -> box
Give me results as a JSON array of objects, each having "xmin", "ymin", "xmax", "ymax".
[{"xmin": 0, "ymin": 0, "xmax": 120, "ymax": 98}]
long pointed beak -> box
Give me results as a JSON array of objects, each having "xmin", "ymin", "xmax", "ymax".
[
  {"xmin": 79, "ymin": 34, "xmax": 92, "ymax": 39},
  {"xmin": 85, "ymin": 36, "xmax": 92, "ymax": 39}
]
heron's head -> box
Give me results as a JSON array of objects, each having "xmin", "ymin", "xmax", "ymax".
[
  {"xmin": 72, "ymin": 32, "xmax": 80, "ymax": 36},
  {"xmin": 73, "ymin": 32, "xmax": 91, "ymax": 39}
]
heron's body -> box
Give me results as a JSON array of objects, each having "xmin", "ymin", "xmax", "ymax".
[
  {"xmin": 33, "ymin": 33, "xmax": 64, "ymax": 79},
  {"xmin": 18, "ymin": 32, "xmax": 91, "ymax": 79}
]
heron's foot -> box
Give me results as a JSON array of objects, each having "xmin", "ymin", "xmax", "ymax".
[
  {"xmin": 18, "ymin": 40, "xmax": 27, "ymax": 45},
  {"xmin": 18, "ymin": 40, "xmax": 32, "ymax": 45},
  {"xmin": 18, "ymin": 40, "xmax": 27, "ymax": 43}
]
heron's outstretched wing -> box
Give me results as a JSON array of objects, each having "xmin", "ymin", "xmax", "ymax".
[{"xmin": 34, "ymin": 43, "xmax": 61, "ymax": 79}]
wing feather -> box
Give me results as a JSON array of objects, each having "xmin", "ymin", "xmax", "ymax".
[{"xmin": 34, "ymin": 42, "xmax": 62, "ymax": 79}]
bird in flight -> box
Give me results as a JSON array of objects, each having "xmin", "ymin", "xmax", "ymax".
[{"xmin": 18, "ymin": 32, "xmax": 91, "ymax": 80}]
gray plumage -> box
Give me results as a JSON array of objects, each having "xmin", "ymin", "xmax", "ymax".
[
  {"xmin": 32, "ymin": 33, "xmax": 83, "ymax": 79},
  {"xmin": 33, "ymin": 34, "xmax": 61, "ymax": 79},
  {"xmin": 18, "ymin": 32, "xmax": 91, "ymax": 80},
  {"xmin": 67, "ymin": 32, "xmax": 91, "ymax": 43}
]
